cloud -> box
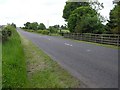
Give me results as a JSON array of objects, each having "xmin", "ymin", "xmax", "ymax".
[
  {"xmin": 0, "ymin": 0, "xmax": 66, "ymax": 27},
  {"xmin": 0, "ymin": 0, "xmax": 115, "ymax": 27}
]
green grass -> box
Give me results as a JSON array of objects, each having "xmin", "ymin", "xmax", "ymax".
[
  {"xmin": 20, "ymin": 34, "xmax": 81, "ymax": 88},
  {"xmin": 22, "ymin": 29, "xmax": 70, "ymax": 36},
  {"xmin": 63, "ymin": 37, "xmax": 119, "ymax": 49},
  {"xmin": 76, "ymin": 40, "xmax": 119, "ymax": 49},
  {"xmin": 49, "ymin": 33, "xmax": 61, "ymax": 36},
  {"xmin": 2, "ymin": 26, "xmax": 27, "ymax": 88},
  {"xmin": 0, "ymin": 42, "xmax": 2, "ymax": 89},
  {"xmin": 59, "ymin": 29, "xmax": 70, "ymax": 33}
]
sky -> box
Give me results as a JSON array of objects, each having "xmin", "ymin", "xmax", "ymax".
[{"xmin": 0, "ymin": 0, "xmax": 115, "ymax": 27}]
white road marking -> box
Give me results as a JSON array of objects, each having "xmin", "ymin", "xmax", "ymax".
[
  {"xmin": 70, "ymin": 44, "xmax": 73, "ymax": 46},
  {"xmin": 48, "ymin": 38, "xmax": 50, "ymax": 40},
  {"xmin": 64, "ymin": 43, "xmax": 73, "ymax": 47},
  {"xmin": 86, "ymin": 49, "xmax": 91, "ymax": 52},
  {"xmin": 45, "ymin": 38, "xmax": 50, "ymax": 40}
]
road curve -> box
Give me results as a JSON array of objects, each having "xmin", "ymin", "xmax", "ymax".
[{"xmin": 17, "ymin": 28, "xmax": 118, "ymax": 88}]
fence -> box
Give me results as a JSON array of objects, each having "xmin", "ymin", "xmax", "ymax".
[{"xmin": 63, "ymin": 33, "xmax": 120, "ymax": 46}]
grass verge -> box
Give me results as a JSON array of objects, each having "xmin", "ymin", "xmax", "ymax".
[
  {"xmin": 63, "ymin": 38, "xmax": 119, "ymax": 49},
  {"xmin": 20, "ymin": 34, "xmax": 81, "ymax": 88},
  {"xmin": 0, "ymin": 42, "xmax": 2, "ymax": 89},
  {"xmin": 2, "ymin": 26, "xmax": 27, "ymax": 88},
  {"xmin": 22, "ymin": 29, "xmax": 119, "ymax": 49}
]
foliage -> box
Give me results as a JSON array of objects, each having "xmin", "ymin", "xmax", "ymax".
[
  {"xmin": 24, "ymin": 22, "xmax": 31, "ymax": 29},
  {"xmin": 60, "ymin": 24, "xmax": 68, "ymax": 29},
  {"xmin": 49, "ymin": 26, "xmax": 58, "ymax": 33},
  {"xmin": 0, "ymin": 29, "xmax": 2, "ymax": 42},
  {"xmin": 24, "ymin": 22, "xmax": 47, "ymax": 31},
  {"xmin": 37, "ymin": 30, "xmax": 49, "ymax": 35},
  {"xmin": 68, "ymin": 6, "xmax": 104, "ymax": 33},
  {"xmin": 63, "ymin": 1, "xmax": 104, "ymax": 33},
  {"xmin": 106, "ymin": 1, "xmax": 120, "ymax": 34},
  {"xmin": 2, "ymin": 25, "xmax": 13, "ymax": 42},
  {"xmin": 29, "ymin": 22, "xmax": 38, "ymax": 30},
  {"xmin": 38, "ymin": 23, "xmax": 46, "ymax": 30},
  {"xmin": 2, "ymin": 25, "xmax": 27, "ymax": 88},
  {"xmin": 11, "ymin": 23, "xmax": 16, "ymax": 28},
  {"xmin": 63, "ymin": 2, "xmax": 89, "ymax": 21}
]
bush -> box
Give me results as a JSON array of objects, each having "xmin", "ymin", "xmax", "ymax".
[
  {"xmin": 37, "ymin": 30, "xmax": 42, "ymax": 33},
  {"xmin": 29, "ymin": 30, "xmax": 34, "ymax": 32},
  {"xmin": 2, "ymin": 25, "xmax": 13, "ymax": 42},
  {"xmin": 0, "ymin": 30, "xmax": 2, "ymax": 42},
  {"xmin": 37, "ymin": 30, "xmax": 49, "ymax": 35},
  {"xmin": 2, "ymin": 25, "xmax": 27, "ymax": 88},
  {"xmin": 41, "ymin": 30, "xmax": 49, "ymax": 35}
]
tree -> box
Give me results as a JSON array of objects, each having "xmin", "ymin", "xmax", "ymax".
[
  {"xmin": 61, "ymin": 24, "xmax": 68, "ymax": 29},
  {"xmin": 49, "ymin": 26, "xmax": 58, "ymax": 33},
  {"xmin": 30, "ymin": 22, "xmax": 38, "ymax": 30},
  {"xmin": 24, "ymin": 22, "xmax": 31, "ymax": 29},
  {"xmin": 63, "ymin": 2, "xmax": 89, "ymax": 21},
  {"xmin": 107, "ymin": 1, "xmax": 120, "ymax": 34},
  {"xmin": 68, "ymin": 6, "xmax": 103, "ymax": 33},
  {"xmin": 38, "ymin": 23, "xmax": 46, "ymax": 30},
  {"xmin": 11, "ymin": 23, "xmax": 16, "ymax": 28},
  {"xmin": 53, "ymin": 25, "xmax": 60, "ymax": 29},
  {"xmin": 68, "ymin": 13, "xmax": 77, "ymax": 32},
  {"xmin": 24, "ymin": 22, "xmax": 38, "ymax": 30},
  {"xmin": 63, "ymin": 0, "xmax": 104, "ymax": 33}
]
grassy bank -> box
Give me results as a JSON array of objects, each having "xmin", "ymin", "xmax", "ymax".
[
  {"xmin": 0, "ymin": 42, "xmax": 2, "ymax": 88},
  {"xmin": 2, "ymin": 26, "xmax": 27, "ymax": 88},
  {"xmin": 62, "ymin": 37, "xmax": 119, "ymax": 49},
  {"xmin": 20, "ymin": 34, "xmax": 81, "ymax": 88}
]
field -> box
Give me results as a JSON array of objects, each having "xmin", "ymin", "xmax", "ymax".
[{"xmin": 2, "ymin": 26, "xmax": 27, "ymax": 88}]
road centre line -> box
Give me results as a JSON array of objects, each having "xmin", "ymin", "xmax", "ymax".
[
  {"xmin": 64, "ymin": 43, "xmax": 73, "ymax": 47},
  {"xmin": 48, "ymin": 38, "xmax": 50, "ymax": 40}
]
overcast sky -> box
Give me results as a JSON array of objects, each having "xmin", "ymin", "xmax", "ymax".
[{"xmin": 0, "ymin": 0, "xmax": 114, "ymax": 27}]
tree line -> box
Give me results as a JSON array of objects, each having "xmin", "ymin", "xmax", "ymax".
[
  {"xmin": 23, "ymin": 22, "xmax": 67, "ymax": 30},
  {"xmin": 23, "ymin": 22, "xmax": 46, "ymax": 30},
  {"xmin": 62, "ymin": 0, "xmax": 120, "ymax": 34}
]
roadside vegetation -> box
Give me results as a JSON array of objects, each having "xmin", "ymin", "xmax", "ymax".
[
  {"xmin": 2, "ymin": 25, "xmax": 27, "ymax": 88},
  {"xmin": 21, "ymin": 21, "xmax": 69, "ymax": 36},
  {"xmin": 0, "ymin": 42, "xmax": 2, "ymax": 89},
  {"xmin": 20, "ymin": 34, "xmax": 81, "ymax": 88},
  {"xmin": 2, "ymin": 24, "xmax": 81, "ymax": 88},
  {"xmin": 63, "ymin": 1, "xmax": 120, "ymax": 34},
  {"xmin": 0, "ymin": 27, "xmax": 2, "ymax": 88}
]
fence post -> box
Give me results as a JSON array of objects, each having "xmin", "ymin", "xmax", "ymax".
[
  {"xmin": 101, "ymin": 34, "xmax": 103, "ymax": 44},
  {"xmin": 117, "ymin": 35, "xmax": 119, "ymax": 46}
]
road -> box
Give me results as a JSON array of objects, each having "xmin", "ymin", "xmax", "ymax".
[{"xmin": 18, "ymin": 28, "xmax": 118, "ymax": 88}]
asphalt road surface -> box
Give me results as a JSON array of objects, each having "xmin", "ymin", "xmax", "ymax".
[{"xmin": 18, "ymin": 28, "xmax": 118, "ymax": 88}]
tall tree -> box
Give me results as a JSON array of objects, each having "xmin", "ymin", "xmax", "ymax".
[
  {"xmin": 24, "ymin": 22, "xmax": 38, "ymax": 30},
  {"xmin": 68, "ymin": 6, "xmax": 103, "ymax": 33},
  {"xmin": 24, "ymin": 22, "xmax": 31, "ymax": 29},
  {"xmin": 63, "ymin": 2, "xmax": 89, "ymax": 21},
  {"xmin": 11, "ymin": 23, "xmax": 16, "ymax": 28},
  {"xmin": 38, "ymin": 23, "xmax": 46, "ymax": 30},
  {"xmin": 107, "ymin": 1, "xmax": 120, "ymax": 34},
  {"xmin": 63, "ymin": 0, "xmax": 104, "ymax": 33},
  {"xmin": 30, "ymin": 22, "xmax": 38, "ymax": 30}
]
